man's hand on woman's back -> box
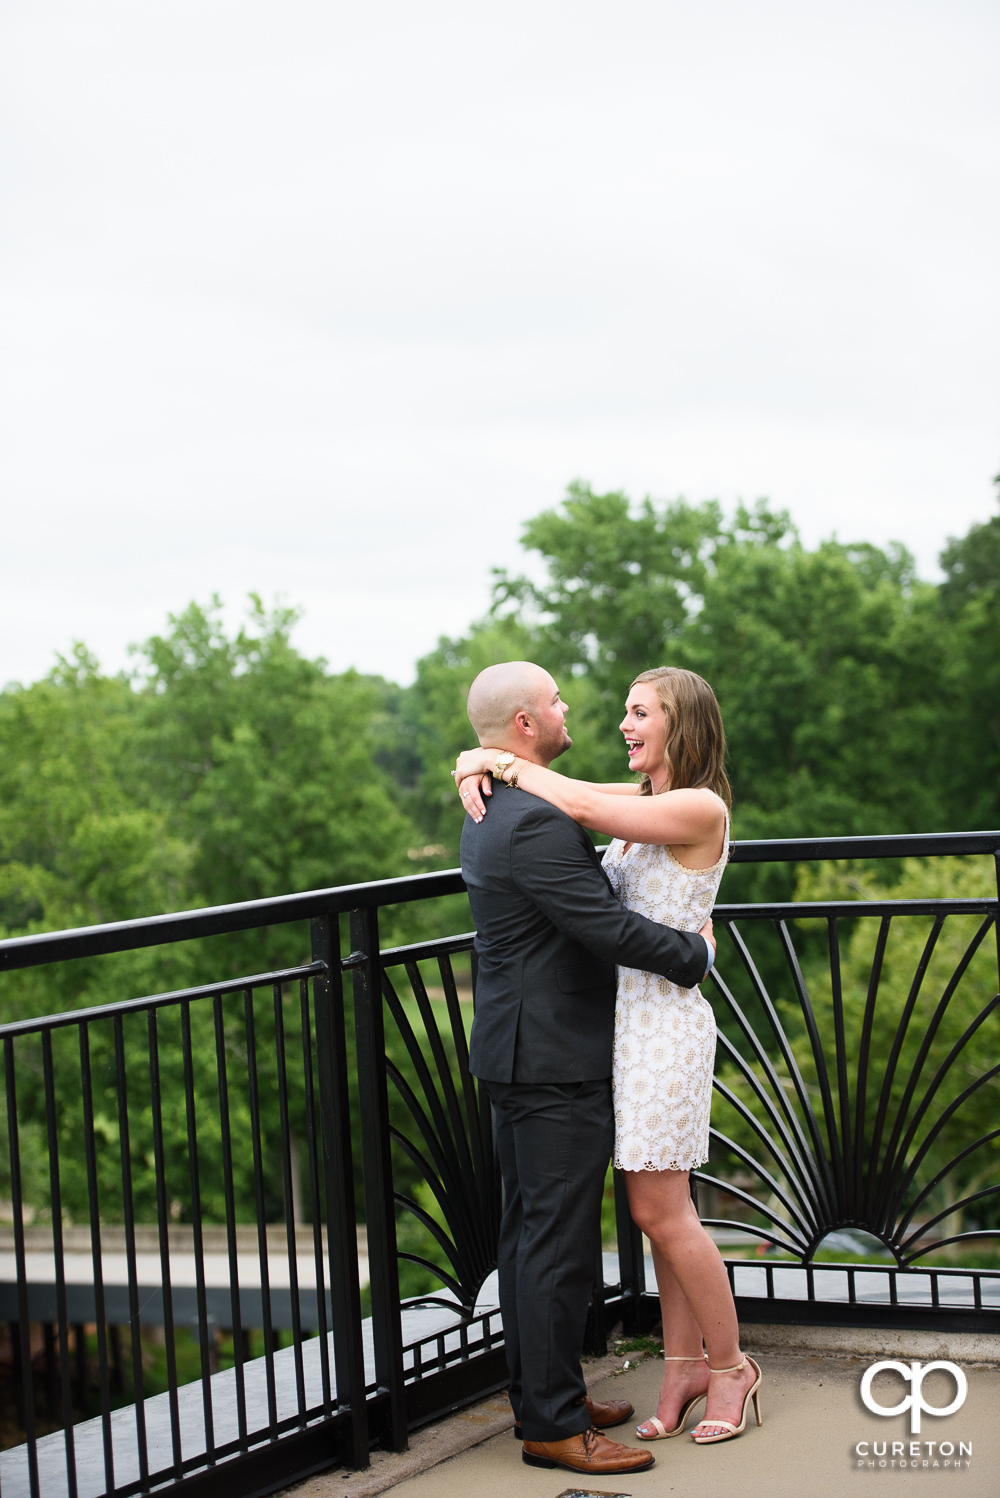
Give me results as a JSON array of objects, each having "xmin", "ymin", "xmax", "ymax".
[{"xmin": 699, "ymin": 918, "xmax": 715, "ymax": 981}]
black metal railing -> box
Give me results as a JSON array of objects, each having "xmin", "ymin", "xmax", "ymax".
[
  {"xmin": 610, "ymin": 831, "xmax": 1000, "ymax": 1337},
  {"xmin": 0, "ymin": 833, "xmax": 998, "ymax": 1497}
]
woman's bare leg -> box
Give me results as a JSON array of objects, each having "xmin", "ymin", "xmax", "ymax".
[
  {"xmin": 637, "ymin": 1243, "xmax": 709, "ymax": 1432},
  {"xmin": 627, "ymin": 1169, "xmax": 756, "ymax": 1438}
]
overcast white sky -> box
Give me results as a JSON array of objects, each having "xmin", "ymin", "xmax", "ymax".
[{"xmin": 1, "ymin": 0, "xmax": 997, "ymax": 687}]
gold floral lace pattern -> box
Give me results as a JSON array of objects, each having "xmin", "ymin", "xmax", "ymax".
[{"xmin": 605, "ymin": 798, "xmax": 729, "ymax": 1173}]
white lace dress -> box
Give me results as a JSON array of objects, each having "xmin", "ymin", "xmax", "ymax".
[{"xmin": 604, "ymin": 793, "xmax": 729, "ymax": 1173}]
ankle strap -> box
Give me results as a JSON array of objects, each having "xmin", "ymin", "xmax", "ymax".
[
  {"xmin": 663, "ymin": 1354, "xmax": 708, "ymax": 1362},
  {"xmin": 708, "ymin": 1356, "xmax": 746, "ymax": 1374}
]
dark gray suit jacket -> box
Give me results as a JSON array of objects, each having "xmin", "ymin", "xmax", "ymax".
[{"xmin": 462, "ymin": 785, "xmax": 708, "ymax": 1084}]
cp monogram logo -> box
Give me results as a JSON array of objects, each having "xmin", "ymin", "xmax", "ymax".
[{"xmin": 860, "ymin": 1360, "xmax": 968, "ymax": 1434}]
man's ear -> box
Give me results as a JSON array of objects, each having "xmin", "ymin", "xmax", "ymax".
[{"xmin": 513, "ymin": 710, "xmax": 535, "ymax": 740}]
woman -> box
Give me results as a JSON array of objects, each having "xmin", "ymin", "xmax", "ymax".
[{"xmin": 454, "ymin": 666, "xmax": 762, "ymax": 1445}]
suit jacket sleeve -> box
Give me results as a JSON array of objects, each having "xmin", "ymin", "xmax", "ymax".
[{"xmin": 510, "ymin": 802, "xmax": 708, "ymax": 990}]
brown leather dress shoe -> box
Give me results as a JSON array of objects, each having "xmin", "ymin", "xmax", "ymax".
[
  {"xmin": 513, "ymin": 1393, "xmax": 634, "ymax": 1441},
  {"xmin": 522, "ymin": 1426, "xmax": 655, "ymax": 1474}
]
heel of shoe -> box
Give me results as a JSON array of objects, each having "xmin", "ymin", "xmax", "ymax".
[
  {"xmin": 752, "ymin": 1389, "xmax": 763, "ymax": 1427},
  {"xmin": 521, "ymin": 1451, "xmax": 556, "ymax": 1469}
]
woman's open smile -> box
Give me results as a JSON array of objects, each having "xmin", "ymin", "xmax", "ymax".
[{"xmin": 620, "ymin": 683, "xmax": 669, "ymax": 787}]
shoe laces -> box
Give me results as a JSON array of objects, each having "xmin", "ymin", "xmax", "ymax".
[{"xmin": 582, "ymin": 1426, "xmax": 600, "ymax": 1456}]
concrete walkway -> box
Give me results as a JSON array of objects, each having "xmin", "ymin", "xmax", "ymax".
[{"xmin": 284, "ymin": 1326, "xmax": 1000, "ymax": 1498}]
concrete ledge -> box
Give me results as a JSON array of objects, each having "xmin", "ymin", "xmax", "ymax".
[{"xmin": 742, "ymin": 1321, "xmax": 1000, "ymax": 1365}]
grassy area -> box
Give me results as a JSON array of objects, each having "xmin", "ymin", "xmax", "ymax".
[{"xmin": 610, "ymin": 1332, "xmax": 663, "ymax": 1365}]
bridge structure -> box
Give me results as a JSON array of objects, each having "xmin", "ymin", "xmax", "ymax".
[{"xmin": 1, "ymin": 831, "xmax": 998, "ymax": 1497}]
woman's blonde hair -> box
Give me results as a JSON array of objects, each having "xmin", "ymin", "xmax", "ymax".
[{"xmin": 631, "ymin": 666, "xmax": 732, "ymax": 810}]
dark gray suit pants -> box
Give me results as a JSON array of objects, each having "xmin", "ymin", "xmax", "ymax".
[{"xmin": 483, "ymin": 1077, "xmax": 614, "ymax": 1442}]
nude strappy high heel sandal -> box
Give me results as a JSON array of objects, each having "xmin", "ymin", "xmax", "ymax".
[
  {"xmin": 635, "ymin": 1355, "xmax": 708, "ymax": 1440},
  {"xmin": 690, "ymin": 1355, "xmax": 762, "ymax": 1444}
]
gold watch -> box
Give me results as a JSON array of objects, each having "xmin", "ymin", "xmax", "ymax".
[{"xmin": 494, "ymin": 752, "xmax": 516, "ymax": 780}]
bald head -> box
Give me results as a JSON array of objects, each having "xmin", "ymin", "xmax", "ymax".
[{"xmin": 466, "ymin": 661, "xmax": 571, "ymax": 764}]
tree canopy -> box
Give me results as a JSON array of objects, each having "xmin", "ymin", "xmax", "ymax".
[
  {"xmin": 1, "ymin": 484, "xmax": 996, "ymax": 1243},
  {"xmin": 405, "ymin": 481, "xmax": 999, "ymax": 853}
]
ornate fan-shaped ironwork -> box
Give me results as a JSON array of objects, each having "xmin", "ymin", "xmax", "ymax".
[
  {"xmin": 380, "ymin": 935, "xmax": 500, "ymax": 1313},
  {"xmin": 696, "ymin": 898, "xmax": 1000, "ymax": 1267}
]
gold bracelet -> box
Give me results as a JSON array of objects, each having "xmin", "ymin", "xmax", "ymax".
[{"xmin": 506, "ymin": 759, "xmax": 523, "ymax": 788}]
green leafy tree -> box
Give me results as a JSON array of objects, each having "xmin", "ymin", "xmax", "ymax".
[
  {"xmin": 0, "ymin": 601, "xmax": 431, "ymax": 1228},
  {"xmin": 134, "ymin": 598, "xmax": 418, "ymax": 955},
  {"xmin": 679, "ymin": 533, "xmax": 949, "ymax": 840},
  {"xmin": 0, "ymin": 646, "xmax": 193, "ymax": 942},
  {"xmin": 0, "ymin": 650, "xmax": 203, "ymax": 1222},
  {"xmin": 492, "ymin": 482, "xmax": 725, "ymax": 691},
  {"xmin": 937, "ymin": 482, "xmax": 1000, "ymax": 828},
  {"xmin": 486, "ymin": 481, "xmax": 992, "ymax": 843}
]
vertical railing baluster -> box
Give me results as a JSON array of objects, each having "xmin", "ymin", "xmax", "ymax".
[
  {"xmin": 79, "ymin": 1021, "xmax": 114, "ymax": 1496},
  {"xmin": 826, "ymin": 917, "xmax": 851, "ymax": 1215},
  {"xmin": 310, "ymin": 914, "xmax": 369, "ymax": 1469},
  {"xmin": 148, "ymin": 1007, "xmax": 183, "ymax": 1477},
  {"xmin": 614, "ymin": 1167, "xmax": 646, "ymax": 1334},
  {"xmin": 181, "ymin": 998, "xmax": 216, "ymax": 1462},
  {"xmin": 853, "ymin": 916, "xmax": 891, "ymax": 1218},
  {"xmin": 41, "ymin": 1031, "xmax": 77, "ymax": 1498},
  {"xmin": 273, "ymin": 980, "xmax": 307, "ymax": 1424},
  {"xmin": 993, "ymin": 851, "xmax": 1000, "ymax": 992},
  {"xmin": 350, "ymin": 905, "xmax": 407, "ymax": 1452},
  {"xmin": 244, "ymin": 985, "xmax": 278, "ymax": 1436},
  {"xmin": 113, "ymin": 1014, "xmax": 149, "ymax": 1492},
  {"xmin": 4, "ymin": 1036, "xmax": 40, "ymax": 1498},
  {"xmin": 213, "ymin": 990, "xmax": 248, "ymax": 1452},
  {"xmin": 300, "ymin": 974, "xmax": 332, "ymax": 1415},
  {"xmin": 439, "ymin": 952, "xmax": 484, "ymax": 1182},
  {"xmin": 867, "ymin": 918, "xmax": 945, "ymax": 1228}
]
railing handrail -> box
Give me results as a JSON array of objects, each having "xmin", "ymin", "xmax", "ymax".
[
  {"xmin": 1, "ymin": 830, "xmax": 997, "ymax": 973},
  {"xmin": 715, "ymin": 897, "xmax": 997, "ymax": 919},
  {"xmin": 0, "ymin": 868, "xmax": 467, "ymax": 971},
  {"xmin": 0, "ymin": 962, "xmax": 327, "ymax": 1039},
  {"xmin": 726, "ymin": 830, "xmax": 1000, "ymax": 863},
  {"xmin": 0, "ymin": 933, "xmax": 484, "ymax": 1040}
]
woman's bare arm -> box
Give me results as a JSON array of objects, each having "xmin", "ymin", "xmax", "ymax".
[
  {"xmin": 454, "ymin": 748, "xmax": 721, "ymax": 847},
  {"xmin": 578, "ymin": 781, "xmax": 641, "ymax": 795}
]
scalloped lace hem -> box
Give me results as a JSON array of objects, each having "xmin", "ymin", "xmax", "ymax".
[{"xmin": 614, "ymin": 1151, "xmax": 710, "ymax": 1173}]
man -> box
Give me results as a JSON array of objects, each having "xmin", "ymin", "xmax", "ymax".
[{"xmin": 460, "ymin": 661, "xmax": 714, "ymax": 1478}]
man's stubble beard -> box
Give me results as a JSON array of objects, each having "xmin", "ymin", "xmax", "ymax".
[{"xmin": 539, "ymin": 727, "xmax": 572, "ymax": 768}]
